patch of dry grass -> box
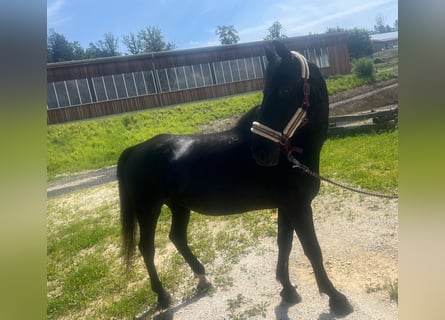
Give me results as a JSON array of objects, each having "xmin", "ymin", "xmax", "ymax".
[{"xmin": 47, "ymin": 182, "xmax": 275, "ymax": 319}]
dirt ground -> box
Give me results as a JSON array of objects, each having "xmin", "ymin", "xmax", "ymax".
[
  {"xmin": 48, "ymin": 60, "xmax": 398, "ymax": 318},
  {"xmin": 145, "ymin": 186, "xmax": 398, "ymax": 320},
  {"xmin": 146, "ymin": 76, "xmax": 399, "ymax": 318},
  {"xmin": 48, "ymin": 178, "xmax": 397, "ymax": 320}
]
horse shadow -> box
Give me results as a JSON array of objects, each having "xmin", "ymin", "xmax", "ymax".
[
  {"xmin": 134, "ymin": 290, "xmax": 209, "ymax": 320},
  {"xmin": 136, "ymin": 295, "xmax": 339, "ymax": 320},
  {"xmin": 274, "ymin": 302, "xmax": 338, "ymax": 320}
]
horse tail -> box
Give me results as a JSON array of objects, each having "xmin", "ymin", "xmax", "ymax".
[{"xmin": 117, "ymin": 147, "xmax": 137, "ymax": 269}]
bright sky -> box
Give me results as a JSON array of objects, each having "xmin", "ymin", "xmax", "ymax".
[{"xmin": 47, "ymin": 0, "xmax": 398, "ymax": 53}]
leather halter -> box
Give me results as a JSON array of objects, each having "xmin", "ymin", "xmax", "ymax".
[{"xmin": 251, "ymin": 51, "xmax": 310, "ymax": 155}]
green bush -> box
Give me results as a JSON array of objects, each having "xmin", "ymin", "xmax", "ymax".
[
  {"xmin": 373, "ymin": 57, "xmax": 384, "ymax": 64},
  {"xmin": 352, "ymin": 57, "xmax": 375, "ymax": 80}
]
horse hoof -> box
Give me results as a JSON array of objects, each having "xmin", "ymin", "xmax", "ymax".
[
  {"xmin": 280, "ymin": 286, "xmax": 302, "ymax": 305},
  {"xmin": 329, "ymin": 293, "xmax": 353, "ymax": 317},
  {"xmin": 197, "ymin": 280, "xmax": 213, "ymax": 293},
  {"xmin": 196, "ymin": 274, "xmax": 212, "ymax": 293},
  {"xmin": 157, "ymin": 292, "xmax": 172, "ymax": 310}
]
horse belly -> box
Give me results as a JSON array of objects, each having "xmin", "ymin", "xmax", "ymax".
[{"xmin": 168, "ymin": 182, "xmax": 277, "ymax": 215}]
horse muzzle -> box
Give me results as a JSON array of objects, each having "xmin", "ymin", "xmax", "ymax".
[{"xmin": 251, "ymin": 135, "xmax": 281, "ymax": 167}]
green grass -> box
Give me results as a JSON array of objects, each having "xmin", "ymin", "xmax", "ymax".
[
  {"xmin": 47, "ymin": 93, "xmax": 262, "ymax": 180},
  {"xmin": 326, "ymin": 71, "xmax": 395, "ymax": 95},
  {"xmin": 47, "ymin": 128, "xmax": 397, "ymax": 319},
  {"xmin": 321, "ymin": 129, "xmax": 398, "ymax": 194},
  {"xmin": 47, "ymin": 184, "xmax": 278, "ymax": 319},
  {"xmin": 47, "ymin": 65, "xmax": 398, "ymax": 319},
  {"xmin": 47, "ymin": 68, "xmax": 397, "ymax": 181}
]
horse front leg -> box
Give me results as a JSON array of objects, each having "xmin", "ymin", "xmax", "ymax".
[
  {"xmin": 276, "ymin": 209, "xmax": 301, "ymax": 304},
  {"xmin": 291, "ymin": 201, "xmax": 353, "ymax": 316}
]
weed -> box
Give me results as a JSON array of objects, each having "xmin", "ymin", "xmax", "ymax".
[
  {"xmin": 227, "ymin": 294, "xmax": 248, "ymax": 320},
  {"xmin": 245, "ymin": 301, "xmax": 268, "ymax": 317},
  {"xmin": 226, "ymin": 294, "xmax": 268, "ymax": 319},
  {"xmin": 214, "ymin": 273, "xmax": 235, "ymax": 289},
  {"xmin": 366, "ymin": 281, "xmax": 383, "ymax": 293},
  {"xmin": 386, "ymin": 278, "xmax": 398, "ymax": 303},
  {"xmin": 346, "ymin": 209, "xmax": 356, "ymax": 222},
  {"xmin": 366, "ymin": 278, "xmax": 398, "ymax": 303},
  {"xmin": 227, "ymin": 293, "xmax": 247, "ymax": 310}
]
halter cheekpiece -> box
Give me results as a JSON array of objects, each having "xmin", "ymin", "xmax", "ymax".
[{"xmin": 251, "ymin": 51, "xmax": 310, "ymax": 155}]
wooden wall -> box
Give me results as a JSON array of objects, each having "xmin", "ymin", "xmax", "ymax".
[{"xmin": 47, "ymin": 33, "xmax": 350, "ymax": 124}]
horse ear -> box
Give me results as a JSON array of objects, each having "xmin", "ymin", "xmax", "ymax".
[
  {"xmin": 273, "ymin": 40, "xmax": 292, "ymax": 61},
  {"xmin": 265, "ymin": 46, "xmax": 277, "ymax": 62}
]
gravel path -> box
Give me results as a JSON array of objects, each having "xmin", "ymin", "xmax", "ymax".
[
  {"xmin": 47, "ymin": 166, "xmax": 117, "ymax": 198},
  {"xmin": 145, "ymin": 188, "xmax": 398, "ymax": 320},
  {"xmin": 48, "ymin": 180, "xmax": 397, "ymax": 319}
]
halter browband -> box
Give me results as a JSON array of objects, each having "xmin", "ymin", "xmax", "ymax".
[{"xmin": 251, "ymin": 51, "xmax": 310, "ymax": 150}]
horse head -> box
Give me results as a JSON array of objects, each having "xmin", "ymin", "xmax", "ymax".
[{"xmin": 251, "ymin": 40, "xmax": 327, "ymax": 167}]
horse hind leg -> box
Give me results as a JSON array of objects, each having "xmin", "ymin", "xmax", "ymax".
[
  {"xmin": 137, "ymin": 202, "xmax": 172, "ymax": 309},
  {"xmin": 168, "ymin": 204, "xmax": 212, "ymax": 293},
  {"xmin": 291, "ymin": 203, "xmax": 353, "ymax": 316}
]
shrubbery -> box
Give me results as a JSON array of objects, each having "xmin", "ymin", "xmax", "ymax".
[{"xmin": 352, "ymin": 57, "xmax": 375, "ymax": 80}]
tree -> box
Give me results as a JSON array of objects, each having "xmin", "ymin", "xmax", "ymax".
[
  {"xmin": 347, "ymin": 28, "xmax": 373, "ymax": 58},
  {"xmin": 122, "ymin": 26, "xmax": 175, "ymax": 54},
  {"xmin": 47, "ymin": 29, "xmax": 75, "ymax": 62},
  {"xmin": 326, "ymin": 27, "xmax": 372, "ymax": 59},
  {"xmin": 85, "ymin": 33, "xmax": 120, "ymax": 58},
  {"xmin": 139, "ymin": 26, "xmax": 175, "ymax": 52},
  {"xmin": 47, "ymin": 29, "xmax": 124, "ymax": 62},
  {"xmin": 70, "ymin": 41, "xmax": 86, "ymax": 61},
  {"xmin": 374, "ymin": 15, "xmax": 392, "ymax": 33},
  {"xmin": 122, "ymin": 33, "xmax": 142, "ymax": 55},
  {"xmin": 215, "ymin": 25, "xmax": 239, "ymax": 45},
  {"xmin": 264, "ymin": 21, "xmax": 287, "ymax": 40}
]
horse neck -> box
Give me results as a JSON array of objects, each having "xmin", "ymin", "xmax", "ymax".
[{"xmin": 232, "ymin": 105, "xmax": 261, "ymax": 134}]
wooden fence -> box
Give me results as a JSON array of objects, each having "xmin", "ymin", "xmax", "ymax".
[{"xmin": 328, "ymin": 105, "xmax": 398, "ymax": 135}]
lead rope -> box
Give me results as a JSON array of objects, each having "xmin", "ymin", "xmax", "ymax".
[{"xmin": 288, "ymin": 154, "xmax": 399, "ymax": 200}]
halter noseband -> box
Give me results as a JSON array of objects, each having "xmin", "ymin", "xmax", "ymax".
[{"xmin": 251, "ymin": 51, "xmax": 310, "ymax": 154}]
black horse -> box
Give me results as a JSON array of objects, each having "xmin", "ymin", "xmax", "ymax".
[{"xmin": 117, "ymin": 41, "xmax": 353, "ymax": 316}]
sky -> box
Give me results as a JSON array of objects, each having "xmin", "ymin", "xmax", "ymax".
[{"xmin": 47, "ymin": 0, "xmax": 398, "ymax": 53}]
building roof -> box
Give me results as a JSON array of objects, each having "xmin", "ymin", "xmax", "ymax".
[{"xmin": 370, "ymin": 31, "xmax": 398, "ymax": 42}]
